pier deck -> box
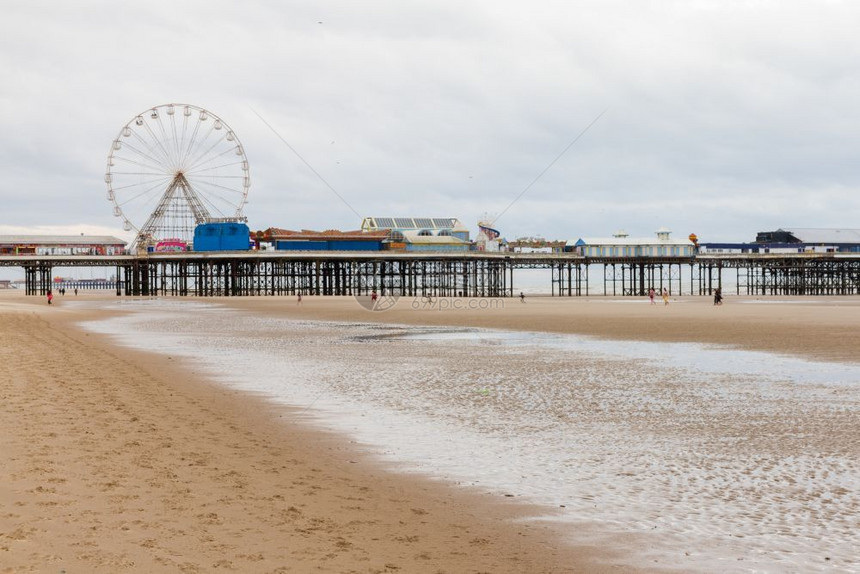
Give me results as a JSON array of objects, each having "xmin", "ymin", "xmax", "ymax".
[{"xmin": 2, "ymin": 251, "xmax": 859, "ymax": 297}]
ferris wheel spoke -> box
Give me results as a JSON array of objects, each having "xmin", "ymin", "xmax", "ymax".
[
  {"xmin": 154, "ymin": 112, "xmax": 176, "ymax": 167},
  {"xmin": 158, "ymin": 110, "xmax": 188, "ymax": 169},
  {"xmin": 117, "ymin": 189, "xmax": 176, "ymax": 227},
  {"xmin": 175, "ymin": 109, "xmax": 192, "ymax": 166},
  {"xmin": 113, "ymin": 176, "xmax": 173, "ymax": 202},
  {"xmin": 185, "ymin": 154, "xmax": 245, "ymax": 177},
  {"xmin": 178, "ymin": 111, "xmax": 192, "ymax": 169},
  {"xmin": 118, "ymin": 139, "xmax": 174, "ymax": 173},
  {"xmin": 109, "ymin": 175, "xmax": 172, "ymax": 194},
  {"xmin": 110, "ymin": 172, "xmax": 180, "ymax": 181},
  {"xmin": 126, "ymin": 125, "xmax": 172, "ymax": 168},
  {"xmin": 126, "ymin": 190, "xmax": 168, "ymax": 218},
  {"xmin": 191, "ymin": 184, "xmax": 241, "ymax": 217},
  {"xmin": 170, "ymin": 112, "xmax": 184, "ymax": 169},
  {"xmin": 189, "ymin": 176, "xmax": 246, "ymax": 196},
  {"xmin": 185, "ymin": 132, "xmax": 227, "ymax": 174},
  {"xmin": 182, "ymin": 121, "xmax": 218, "ymax": 170},
  {"xmin": 140, "ymin": 118, "xmax": 177, "ymax": 170},
  {"xmin": 187, "ymin": 145, "xmax": 242, "ymax": 174},
  {"xmin": 186, "ymin": 160, "xmax": 246, "ymax": 175},
  {"xmin": 190, "ymin": 178, "xmax": 245, "ymax": 203},
  {"xmin": 110, "ymin": 154, "xmax": 173, "ymax": 175},
  {"xmin": 187, "ymin": 175, "xmax": 246, "ymax": 183},
  {"xmin": 179, "ymin": 120, "xmax": 204, "ymax": 171}
]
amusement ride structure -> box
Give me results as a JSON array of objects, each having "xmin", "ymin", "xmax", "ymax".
[{"xmin": 105, "ymin": 103, "xmax": 250, "ymax": 250}]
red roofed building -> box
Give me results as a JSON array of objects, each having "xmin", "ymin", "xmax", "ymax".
[{"xmin": 255, "ymin": 228, "xmax": 390, "ymax": 251}]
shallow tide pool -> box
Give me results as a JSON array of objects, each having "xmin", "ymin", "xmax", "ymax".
[{"xmin": 79, "ymin": 299, "xmax": 860, "ymax": 573}]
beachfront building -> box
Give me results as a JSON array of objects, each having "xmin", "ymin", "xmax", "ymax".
[
  {"xmin": 361, "ymin": 216, "xmax": 471, "ymax": 252},
  {"xmin": 570, "ymin": 228, "xmax": 695, "ymax": 257},
  {"xmin": 0, "ymin": 235, "xmax": 127, "ymax": 256}
]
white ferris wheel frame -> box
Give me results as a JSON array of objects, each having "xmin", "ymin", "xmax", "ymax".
[{"xmin": 105, "ymin": 103, "xmax": 250, "ymax": 248}]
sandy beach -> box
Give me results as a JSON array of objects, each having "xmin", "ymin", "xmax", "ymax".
[
  {"xmin": 2, "ymin": 290, "xmax": 859, "ymax": 573},
  {"xmin": 0, "ymin": 290, "xmax": 634, "ymax": 574}
]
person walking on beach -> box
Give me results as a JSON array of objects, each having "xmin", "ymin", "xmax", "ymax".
[
  {"xmin": 713, "ymin": 288, "xmax": 723, "ymax": 306},
  {"xmin": 649, "ymin": 288, "xmax": 656, "ymax": 305},
  {"xmin": 297, "ymin": 292, "xmax": 302, "ymax": 305},
  {"xmin": 520, "ymin": 291, "xmax": 526, "ymax": 303},
  {"xmin": 47, "ymin": 289, "xmax": 53, "ymax": 305},
  {"xmin": 662, "ymin": 288, "xmax": 669, "ymax": 306}
]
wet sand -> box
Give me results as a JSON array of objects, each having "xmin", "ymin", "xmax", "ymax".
[
  {"xmin": 2, "ymin": 290, "xmax": 858, "ymax": 572},
  {"xmin": 230, "ymin": 293, "xmax": 860, "ymax": 364},
  {"xmin": 0, "ymin": 290, "xmax": 629, "ymax": 573}
]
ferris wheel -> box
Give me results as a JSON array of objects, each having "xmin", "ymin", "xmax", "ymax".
[{"xmin": 105, "ymin": 103, "xmax": 250, "ymax": 249}]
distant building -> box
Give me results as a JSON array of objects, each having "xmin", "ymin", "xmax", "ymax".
[
  {"xmin": 263, "ymin": 228, "xmax": 389, "ymax": 251},
  {"xmin": 697, "ymin": 242, "xmax": 761, "ymax": 254},
  {"xmin": 754, "ymin": 228, "xmax": 860, "ymax": 253},
  {"xmin": 0, "ymin": 235, "xmax": 126, "ymax": 256},
  {"xmin": 571, "ymin": 228, "xmax": 695, "ymax": 257},
  {"xmin": 698, "ymin": 242, "xmax": 815, "ymax": 254},
  {"xmin": 361, "ymin": 217, "xmax": 470, "ymax": 242},
  {"xmin": 361, "ymin": 217, "xmax": 471, "ymax": 252},
  {"xmin": 388, "ymin": 230, "xmax": 471, "ymax": 252},
  {"xmin": 508, "ymin": 237, "xmax": 566, "ymax": 254},
  {"xmin": 700, "ymin": 228, "xmax": 860, "ymax": 254}
]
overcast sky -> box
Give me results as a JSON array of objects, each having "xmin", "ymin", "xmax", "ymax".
[{"xmin": 2, "ymin": 0, "xmax": 859, "ymax": 246}]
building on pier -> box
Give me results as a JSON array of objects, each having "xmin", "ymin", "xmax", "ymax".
[
  {"xmin": 193, "ymin": 222, "xmax": 251, "ymax": 252},
  {"xmin": 698, "ymin": 242, "xmax": 822, "ymax": 254},
  {"xmin": 263, "ymin": 228, "xmax": 389, "ymax": 251},
  {"xmin": 699, "ymin": 228, "xmax": 860, "ymax": 254},
  {"xmin": 508, "ymin": 237, "xmax": 565, "ymax": 253},
  {"xmin": 360, "ymin": 217, "xmax": 470, "ymax": 241},
  {"xmin": 0, "ymin": 235, "xmax": 126, "ymax": 256},
  {"xmin": 257, "ymin": 225, "xmax": 472, "ymax": 253},
  {"xmin": 388, "ymin": 230, "xmax": 471, "ymax": 252},
  {"xmin": 570, "ymin": 228, "xmax": 695, "ymax": 257},
  {"xmin": 755, "ymin": 228, "xmax": 860, "ymax": 253}
]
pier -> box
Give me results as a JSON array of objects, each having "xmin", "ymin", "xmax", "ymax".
[{"xmin": 3, "ymin": 252, "xmax": 860, "ymax": 298}]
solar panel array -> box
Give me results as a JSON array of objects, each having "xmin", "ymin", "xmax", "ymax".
[
  {"xmin": 367, "ymin": 217, "xmax": 460, "ymax": 230},
  {"xmin": 432, "ymin": 218, "xmax": 455, "ymax": 228},
  {"xmin": 373, "ymin": 217, "xmax": 396, "ymax": 228}
]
